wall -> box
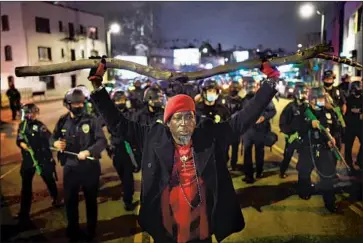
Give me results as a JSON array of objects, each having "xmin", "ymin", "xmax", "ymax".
[
  {"xmin": 20, "ymin": 2, "xmax": 106, "ymax": 97},
  {"xmin": 0, "ymin": 2, "xmax": 28, "ymax": 90}
]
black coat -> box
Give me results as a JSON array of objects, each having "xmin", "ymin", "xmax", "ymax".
[{"xmin": 91, "ymin": 83, "xmax": 277, "ymax": 242}]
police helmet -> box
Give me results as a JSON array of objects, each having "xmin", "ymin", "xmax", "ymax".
[
  {"xmin": 308, "ymin": 86, "xmax": 325, "ymax": 101},
  {"xmin": 350, "ymin": 81, "xmax": 362, "ymax": 94},
  {"xmin": 201, "ymin": 79, "xmax": 219, "ymax": 93},
  {"xmin": 21, "ymin": 103, "xmax": 40, "ymax": 117},
  {"xmin": 63, "ymin": 88, "xmax": 87, "ymax": 110},
  {"xmin": 323, "ymin": 70, "xmax": 336, "ymax": 80},
  {"xmin": 143, "ymin": 86, "xmax": 164, "ymax": 103},
  {"xmin": 293, "ymin": 84, "xmax": 308, "ymax": 101},
  {"xmin": 111, "ymin": 89, "xmax": 127, "ymax": 102}
]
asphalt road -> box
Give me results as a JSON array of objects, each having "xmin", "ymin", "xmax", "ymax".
[{"xmin": 1, "ymin": 98, "xmax": 362, "ymax": 243}]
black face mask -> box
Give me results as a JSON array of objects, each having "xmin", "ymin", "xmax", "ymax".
[
  {"xmin": 353, "ymin": 89, "xmax": 362, "ymax": 96},
  {"xmin": 116, "ymin": 104, "xmax": 126, "ymax": 110},
  {"xmin": 230, "ymin": 90, "xmax": 239, "ymax": 96},
  {"xmin": 323, "ymin": 82, "xmax": 333, "ymax": 88},
  {"xmin": 71, "ymin": 107, "xmax": 85, "ymax": 116}
]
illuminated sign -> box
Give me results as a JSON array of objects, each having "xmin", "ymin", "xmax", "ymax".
[
  {"xmin": 114, "ymin": 56, "xmax": 148, "ymax": 79},
  {"xmin": 233, "ymin": 51, "xmax": 249, "ymax": 62},
  {"xmin": 174, "ymin": 48, "xmax": 200, "ymax": 66}
]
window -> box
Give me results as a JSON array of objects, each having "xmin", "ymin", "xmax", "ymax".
[
  {"xmin": 79, "ymin": 25, "xmax": 85, "ymax": 35},
  {"xmin": 68, "ymin": 22, "xmax": 74, "ymax": 38},
  {"xmin": 38, "ymin": 47, "xmax": 52, "ymax": 61},
  {"xmin": 90, "ymin": 49, "xmax": 98, "ymax": 56},
  {"xmin": 4, "ymin": 45, "xmax": 12, "ymax": 61},
  {"xmin": 58, "ymin": 21, "xmax": 63, "ymax": 32},
  {"xmin": 39, "ymin": 76, "xmax": 55, "ymax": 90},
  {"xmin": 71, "ymin": 75, "xmax": 77, "ymax": 88},
  {"xmin": 61, "ymin": 48, "xmax": 65, "ymax": 58},
  {"xmin": 35, "ymin": 17, "xmax": 50, "ymax": 33},
  {"xmin": 81, "ymin": 50, "xmax": 85, "ymax": 59},
  {"xmin": 88, "ymin": 26, "xmax": 98, "ymax": 40},
  {"xmin": 70, "ymin": 49, "xmax": 76, "ymax": 61},
  {"xmin": 1, "ymin": 15, "xmax": 9, "ymax": 31}
]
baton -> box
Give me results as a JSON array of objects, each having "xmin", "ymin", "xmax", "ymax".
[{"xmin": 50, "ymin": 147, "xmax": 96, "ymax": 160}]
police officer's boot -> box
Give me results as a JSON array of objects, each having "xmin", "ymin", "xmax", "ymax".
[{"xmin": 323, "ymin": 192, "xmax": 338, "ymax": 213}]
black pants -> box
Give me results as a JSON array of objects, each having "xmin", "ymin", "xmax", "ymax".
[
  {"xmin": 10, "ymin": 104, "xmax": 19, "ymax": 120},
  {"xmin": 230, "ymin": 135, "xmax": 241, "ymax": 169},
  {"xmin": 344, "ymin": 125, "xmax": 362, "ymax": 168},
  {"xmin": 280, "ymin": 138, "xmax": 299, "ymax": 174},
  {"xmin": 113, "ymin": 146, "xmax": 135, "ymax": 204},
  {"xmin": 243, "ymin": 133, "xmax": 265, "ymax": 178},
  {"xmin": 19, "ymin": 164, "xmax": 58, "ymax": 217},
  {"xmin": 297, "ymin": 146, "xmax": 336, "ymax": 206},
  {"xmin": 63, "ymin": 162, "xmax": 100, "ymax": 238}
]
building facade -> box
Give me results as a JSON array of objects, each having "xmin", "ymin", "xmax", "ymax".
[
  {"xmin": 341, "ymin": 1, "xmax": 363, "ymax": 78},
  {"xmin": 1, "ymin": 2, "xmax": 106, "ymax": 97}
]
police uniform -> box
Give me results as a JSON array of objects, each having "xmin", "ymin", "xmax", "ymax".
[
  {"xmin": 16, "ymin": 104, "xmax": 59, "ymax": 221},
  {"xmin": 241, "ymin": 93, "xmax": 276, "ymax": 182},
  {"xmin": 279, "ymin": 86, "xmax": 308, "ymax": 178},
  {"xmin": 296, "ymin": 87, "xmax": 339, "ymax": 212},
  {"xmin": 344, "ymin": 81, "xmax": 363, "ymax": 169},
  {"xmin": 52, "ymin": 89, "xmax": 107, "ymax": 241}
]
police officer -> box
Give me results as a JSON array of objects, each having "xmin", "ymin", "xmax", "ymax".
[
  {"xmin": 108, "ymin": 89, "xmax": 137, "ymax": 211},
  {"xmin": 196, "ymin": 79, "xmax": 230, "ymax": 124},
  {"xmin": 241, "ymin": 82, "xmax": 276, "ymax": 183},
  {"xmin": 129, "ymin": 79, "xmax": 145, "ymax": 111},
  {"xmin": 338, "ymin": 74, "xmax": 351, "ymax": 100},
  {"xmin": 226, "ymin": 81, "xmax": 244, "ymax": 170},
  {"xmin": 134, "ymin": 86, "xmax": 165, "ymax": 125},
  {"xmin": 296, "ymin": 87, "xmax": 339, "ymax": 213},
  {"xmin": 279, "ymin": 84, "xmax": 308, "ymax": 178},
  {"xmin": 344, "ymin": 80, "xmax": 363, "ymax": 170},
  {"xmin": 322, "ymin": 70, "xmax": 347, "ymax": 150},
  {"xmin": 52, "ymin": 88, "xmax": 107, "ymax": 242},
  {"xmin": 16, "ymin": 103, "xmax": 61, "ymax": 223}
]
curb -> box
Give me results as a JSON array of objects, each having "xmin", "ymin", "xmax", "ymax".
[{"xmin": 1, "ymin": 97, "xmax": 63, "ymax": 110}]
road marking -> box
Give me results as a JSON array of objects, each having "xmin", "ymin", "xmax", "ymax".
[
  {"xmin": 272, "ymin": 144, "xmax": 363, "ymax": 217},
  {"xmin": 0, "ymin": 164, "xmax": 20, "ymax": 180}
]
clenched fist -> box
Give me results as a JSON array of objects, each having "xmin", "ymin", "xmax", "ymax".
[{"xmin": 78, "ymin": 150, "xmax": 91, "ymax": 160}]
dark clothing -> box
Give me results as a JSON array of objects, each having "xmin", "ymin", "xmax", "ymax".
[
  {"xmin": 242, "ymin": 95, "xmax": 276, "ymax": 178},
  {"xmin": 129, "ymin": 88, "xmax": 145, "ymax": 111},
  {"xmin": 51, "ymin": 112, "xmax": 107, "ymax": 166},
  {"xmin": 134, "ymin": 106, "xmax": 164, "ymax": 126},
  {"xmin": 91, "ymin": 82, "xmax": 277, "ymax": 242},
  {"xmin": 324, "ymin": 86, "xmax": 346, "ymax": 107},
  {"xmin": 196, "ymin": 102, "xmax": 231, "ymax": 124},
  {"xmin": 338, "ymin": 82, "xmax": 350, "ymax": 100},
  {"xmin": 344, "ymin": 95, "xmax": 363, "ymax": 167},
  {"xmin": 279, "ymin": 101, "xmax": 307, "ymax": 174},
  {"xmin": 108, "ymin": 108, "xmax": 135, "ymax": 205},
  {"xmin": 295, "ymin": 106, "xmax": 338, "ymax": 206},
  {"xmin": 16, "ymin": 119, "xmax": 58, "ymax": 217},
  {"xmin": 52, "ymin": 112, "xmax": 107, "ymax": 239},
  {"xmin": 6, "ymin": 87, "xmax": 21, "ymax": 120},
  {"xmin": 226, "ymin": 96, "xmax": 244, "ymax": 169}
]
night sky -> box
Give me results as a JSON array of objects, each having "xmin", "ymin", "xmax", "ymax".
[{"xmin": 66, "ymin": 1, "xmax": 332, "ymax": 52}]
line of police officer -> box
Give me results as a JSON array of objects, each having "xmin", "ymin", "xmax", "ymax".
[{"xmin": 15, "ymin": 67, "xmax": 362, "ymax": 242}]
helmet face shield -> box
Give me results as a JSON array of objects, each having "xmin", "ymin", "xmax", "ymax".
[{"xmin": 21, "ymin": 103, "xmax": 40, "ymax": 120}]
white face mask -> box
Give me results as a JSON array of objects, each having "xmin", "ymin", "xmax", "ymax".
[
  {"xmin": 206, "ymin": 93, "xmax": 218, "ymax": 102},
  {"xmin": 316, "ymin": 100, "xmax": 325, "ymax": 108}
]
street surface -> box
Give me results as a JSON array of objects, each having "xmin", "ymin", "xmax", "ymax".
[{"xmin": 1, "ymin": 99, "xmax": 362, "ymax": 243}]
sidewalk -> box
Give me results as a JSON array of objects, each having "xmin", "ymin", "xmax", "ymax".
[{"xmin": 0, "ymin": 96, "xmax": 63, "ymax": 123}]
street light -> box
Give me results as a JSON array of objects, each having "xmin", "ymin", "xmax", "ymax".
[
  {"xmin": 202, "ymin": 48, "xmax": 208, "ymax": 54},
  {"xmin": 299, "ymin": 3, "xmax": 325, "ymax": 83},
  {"xmin": 297, "ymin": 44, "xmax": 303, "ymax": 48},
  {"xmin": 106, "ymin": 23, "xmax": 121, "ymax": 81}
]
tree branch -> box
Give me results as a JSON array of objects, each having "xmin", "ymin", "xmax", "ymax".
[{"xmin": 15, "ymin": 44, "xmax": 360, "ymax": 82}]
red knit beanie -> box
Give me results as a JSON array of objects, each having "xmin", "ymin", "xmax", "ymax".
[{"xmin": 164, "ymin": 94, "xmax": 196, "ymax": 123}]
